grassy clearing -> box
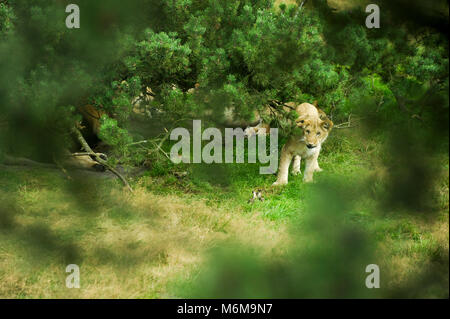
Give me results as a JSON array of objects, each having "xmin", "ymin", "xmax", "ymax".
[
  {"xmin": 146, "ymin": 128, "xmax": 448, "ymax": 298},
  {"xmin": 0, "ymin": 129, "xmax": 448, "ymax": 298},
  {"xmin": 0, "ymin": 167, "xmax": 288, "ymax": 298}
]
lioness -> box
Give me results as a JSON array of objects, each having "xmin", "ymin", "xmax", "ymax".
[{"xmin": 273, "ymin": 102, "xmax": 333, "ymax": 185}]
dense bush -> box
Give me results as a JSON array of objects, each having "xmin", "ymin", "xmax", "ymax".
[{"xmin": 0, "ymin": 0, "xmax": 448, "ymax": 163}]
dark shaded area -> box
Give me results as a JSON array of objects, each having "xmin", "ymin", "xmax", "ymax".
[
  {"xmin": 0, "ymin": 177, "xmax": 170, "ymax": 271},
  {"xmin": 191, "ymin": 163, "xmax": 232, "ymax": 188},
  {"xmin": 0, "ymin": 202, "xmax": 82, "ymax": 265},
  {"xmin": 354, "ymin": 92, "xmax": 448, "ymax": 214},
  {"xmin": 379, "ymin": 0, "xmax": 449, "ymax": 36}
]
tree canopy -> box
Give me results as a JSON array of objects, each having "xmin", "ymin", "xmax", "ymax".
[{"xmin": 0, "ymin": 0, "xmax": 448, "ymax": 163}]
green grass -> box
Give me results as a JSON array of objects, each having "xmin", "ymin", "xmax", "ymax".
[{"xmin": 0, "ymin": 129, "xmax": 448, "ymax": 298}]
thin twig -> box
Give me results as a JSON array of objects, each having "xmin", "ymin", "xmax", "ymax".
[
  {"xmin": 294, "ymin": 0, "xmax": 308, "ymax": 18},
  {"xmin": 127, "ymin": 140, "xmax": 150, "ymax": 147},
  {"xmin": 69, "ymin": 152, "xmax": 106, "ymax": 158},
  {"xmin": 333, "ymin": 114, "xmax": 364, "ymax": 129},
  {"xmin": 151, "ymin": 140, "xmax": 171, "ymax": 161}
]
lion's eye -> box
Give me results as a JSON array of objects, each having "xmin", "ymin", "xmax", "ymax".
[
  {"xmin": 317, "ymin": 132, "xmax": 321, "ymax": 136},
  {"xmin": 306, "ymin": 130, "xmax": 310, "ymax": 134}
]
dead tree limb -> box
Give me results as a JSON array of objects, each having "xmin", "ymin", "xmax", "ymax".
[
  {"xmin": 127, "ymin": 129, "xmax": 172, "ymax": 161},
  {"xmin": 71, "ymin": 127, "xmax": 133, "ymax": 193},
  {"xmin": 333, "ymin": 114, "xmax": 364, "ymax": 129}
]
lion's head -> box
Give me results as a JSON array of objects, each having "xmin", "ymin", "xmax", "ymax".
[{"xmin": 295, "ymin": 117, "xmax": 333, "ymax": 149}]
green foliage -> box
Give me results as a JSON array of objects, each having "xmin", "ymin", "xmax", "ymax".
[
  {"xmin": 126, "ymin": 30, "xmax": 192, "ymax": 86},
  {"xmin": 0, "ymin": 2, "xmax": 15, "ymax": 37},
  {"xmin": 0, "ymin": 0, "xmax": 448, "ymax": 161},
  {"xmin": 0, "ymin": 0, "xmax": 448, "ymax": 300},
  {"xmin": 98, "ymin": 116, "xmax": 133, "ymax": 158}
]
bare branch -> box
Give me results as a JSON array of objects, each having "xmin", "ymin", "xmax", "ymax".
[
  {"xmin": 333, "ymin": 114, "xmax": 364, "ymax": 129},
  {"xmin": 71, "ymin": 127, "xmax": 133, "ymax": 193}
]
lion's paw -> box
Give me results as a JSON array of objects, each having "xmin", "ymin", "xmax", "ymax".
[{"xmin": 272, "ymin": 180, "xmax": 287, "ymax": 186}]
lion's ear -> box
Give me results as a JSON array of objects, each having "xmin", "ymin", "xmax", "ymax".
[
  {"xmin": 321, "ymin": 119, "xmax": 333, "ymax": 131},
  {"xmin": 317, "ymin": 108, "xmax": 327, "ymax": 120}
]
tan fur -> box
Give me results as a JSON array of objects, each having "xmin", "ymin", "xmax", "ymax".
[
  {"xmin": 243, "ymin": 103, "xmax": 293, "ymax": 137},
  {"xmin": 243, "ymin": 101, "xmax": 333, "ymax": 184},
  {"xmin": 273, "ymin": 102, "xmax": 333, "ymax": 185},
  {"xmin": 294, "ymin": 102, "xmax": 330, "ymax": 126},
  {"xmin": 63, "ymin": 153, "xmax": 106, "ymax": 172},
  {"xmin": 244, "ymin": 101, "xmax": 330, "ymax": 137},
  {"xmin": 244, "ymin": 121, "xmax": 272, "ymax": 136},
  {"xmin": 78, "ymin": 104, "xmax": 105, "ymax": 135}
]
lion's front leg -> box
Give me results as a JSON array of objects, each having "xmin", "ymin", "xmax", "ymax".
[
  {"xmin": 273, "ymin": 147, "xmax": 292, "ymax": 186},
  {"xmin": 313, "ymin": 158, "xmax": 322, "ymax": 172},
  {"xmin": 291, "ymin": 155, "xmax": 301, "ymax": 175},
  {"xmin": 303, "ymin": 154, "xmax": 319, "ymax": 183}
]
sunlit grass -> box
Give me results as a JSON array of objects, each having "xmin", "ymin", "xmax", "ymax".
[
  {"xmin": 0, "ymin": 128, "xmax": 448, "ymax": 298},
  {"xmin": 0, "ymin": 169, "xmax": 287, "ymax": 298}
]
